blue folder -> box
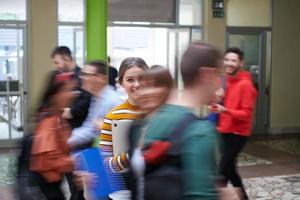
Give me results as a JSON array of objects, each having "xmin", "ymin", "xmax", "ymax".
[{"xmin": 77, "ymin": 147, "xmax": 112, "ymax": 199}]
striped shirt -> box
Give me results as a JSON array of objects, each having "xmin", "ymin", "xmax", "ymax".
[{"xmin": 99, "ymin": 101, "xmax": 141, "ymax": 173}]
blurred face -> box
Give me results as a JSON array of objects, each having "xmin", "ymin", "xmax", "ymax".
[
  {"xmin": 54, "ymin": 81, "xmax": 77, "ymax": 109},
  {"xmin": 138, "ymin": 79, "xmax": 169, "ymax": 113},
  {"xmin": 80, "ymin": 65, "xmax": 106, "ymax": 94},
  {"xmin": 223, "ymin": 52, "xmax": 243, "ymax": 76},
  {"xmin": 121, "ymin": 66, "xmax": 145, "ymax": 103},
  {"xmin": 52, "ymin": 54, "xmax": 73, "ymax": 72},
  {"xmin": 52, "ymin": 54, "xmax": 66, "ymax": 72}
]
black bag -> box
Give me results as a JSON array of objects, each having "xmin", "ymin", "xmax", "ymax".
[{"xmin": 144, "ymin": 114, "xmax": 198, "ymax": 200}]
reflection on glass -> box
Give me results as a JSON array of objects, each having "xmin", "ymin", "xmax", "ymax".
[
  {"xmin": 58, "ymin": 0, "xmax": 84, "ymax": 22},
  {"xmin": 179, "ymin": 0, "xmax": 202, "ymax": 25},
  {"xmin": 0, "ymin": 0, "xmax": 26, "ymax": 20},
  {"xmin": 58, "ymin": 26, "xmax": 84, "ymax": 67}
]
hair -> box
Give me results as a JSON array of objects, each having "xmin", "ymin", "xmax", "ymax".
[
  {"xmin": 118, "ymin": 57, "xmax": 149, "ymax": 84},
  {"xmin": 225, "ymin": 47, "xmax": 244, "ymax": 60},
  {"xmin": 140, "ymin": 65, "xmax": 174, "ymax": 90},
  {"xmin": 37, "ymin": 73, "xmax": 75, "ymax": 114},
  {"xmin": 87, "ymin": 60, "xmax": 107, "ymax": 75},
  {"xmin": 180, "ymin": 41, "xmax": 222, "ymax": 87},
  {"xmin": 51, "ymin": 46, "xmax": 72, "ymax": 60},
  {"xmin": 107, "ymin": 56, "xmax": 111, "ymax": 64}
]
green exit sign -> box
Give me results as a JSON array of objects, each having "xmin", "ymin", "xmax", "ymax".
[{"xmin": 212, "ymin": 0, "xmax": 224, "ymax": 18}]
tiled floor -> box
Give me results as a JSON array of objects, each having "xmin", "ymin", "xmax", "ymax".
[
  {"xmin": 0, "ymin": 137, "xmax": 299, "ymax": 200},
  {"xmin": 238, "ymin": 153, "xmax": 272, "ymax": 167},
  {"xmin": 245, "ymin": 174, "xmax": 300, "ymax": 200},
  {"xmin": 257, "ymin": 138, "xmax": 300, "ymax": 156}
]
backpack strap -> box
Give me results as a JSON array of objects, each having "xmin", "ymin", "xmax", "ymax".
[{"xmin": 164, "ymin": 113, "xmax": 199, "ymax": 156}]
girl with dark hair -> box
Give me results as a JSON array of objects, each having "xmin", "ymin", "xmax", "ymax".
[{"xmin": 30, "ymin": 73, "xmax": 77, "ymax": 200}]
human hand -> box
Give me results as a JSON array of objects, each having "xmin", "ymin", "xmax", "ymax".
[
  {"xmin": 73, "ymin": 171, "xmax": 97, "ymax": 189},
  {"xmin": 209, "ymin": 103, "xmax": 226, "ymax": 113},
  {"xmin": 62, "ymin": 107, "xmax": 73, "ymax": 119},
  {"xmin": 215, "ymin": 88, "xmax": 225, "ymax": 102}
]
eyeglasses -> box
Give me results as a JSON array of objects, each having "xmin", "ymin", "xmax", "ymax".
[{"xmin": 79, "ymin": 71, "xmax": 97, "ymax": 77}]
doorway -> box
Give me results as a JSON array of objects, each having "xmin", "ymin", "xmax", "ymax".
[{"xmin": 227, "ymin": 27, "xmax": 271, "ymax": 134}]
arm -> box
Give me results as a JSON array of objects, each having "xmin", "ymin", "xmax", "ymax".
[
  {"xmin": 216, "ymin": 83, "xmax": 256, "ymax": 121},
  {"xmin": 182, "ymin": 131, "xmax": 218, "ymax": 200},
  {"xmin": 68, "ymin": 118, "xmax": 97, "ymax": 149}
]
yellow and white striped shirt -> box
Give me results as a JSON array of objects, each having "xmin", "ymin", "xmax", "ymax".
[{"xmin": 99, "ymin": 101, "xmax": 141, "ymax": 173}]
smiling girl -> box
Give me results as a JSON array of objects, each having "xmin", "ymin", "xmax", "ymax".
[{"xmin": 99, "ymin": 57, "xmax": 149, "ymax": 199}]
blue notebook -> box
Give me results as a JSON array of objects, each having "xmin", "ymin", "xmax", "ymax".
[{"xmin": 77, "ymin": 147, "xmax": 112, "ymax": 198}]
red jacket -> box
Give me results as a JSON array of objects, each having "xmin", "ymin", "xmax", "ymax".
[{"xmin": 217, "ymin": 71, "xmax": 257, "ymax": 136}]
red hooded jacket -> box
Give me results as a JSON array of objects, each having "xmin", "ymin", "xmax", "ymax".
[{"xmin": 217, "ymin": 70, "xmax": 257, "ymax": 136}]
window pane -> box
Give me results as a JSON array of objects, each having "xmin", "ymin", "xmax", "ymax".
[
  {"xmin": 191, "ymin": 28, "xmax": 202, "ymax": 41},
  {"xmin": 0, "ymin": 29, "xmax": 23, "ymax": 82},
  {"xmin": 0, "ymin": 0, "xmax": 26, "ymax": 20},
  {"xmin": 58, "ymin": 26, "xmax": 84, "ymax": 67},
  {"xmin": 107, "ymin": 27, "xmax": 168, "ymax": 69},
  {"xmin": 179, "ymin": 0, "xmax": 202, "ymax": 25},
  {"xmin": 58, "ymin": 0, "xmax": 84, "ymax": 22}
]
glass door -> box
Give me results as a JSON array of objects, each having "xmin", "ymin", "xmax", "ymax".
[
  {"xmin": 0, "ymin": 27, "xmax": 26, "ymax": 146},
  {"xmin": 227, "ymin": 28, "xmax": 271, "ymax": 134}
]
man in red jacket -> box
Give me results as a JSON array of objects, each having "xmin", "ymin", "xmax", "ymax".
[{"xmin": 214, "ymin": 47, "xmax": 257, "ymax": 200}]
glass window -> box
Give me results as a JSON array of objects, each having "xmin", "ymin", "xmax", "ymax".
[
  {"xmin": 58, "ymin": 26, "xmax": 85, "ymax": 67},
  {"xmin": 0, "ymin": 28, "xmax": 24, "ymax": 139},
  {"xmin": 0, "ymin": 0, "xmax": 26, "ymax": 21},
  {"xmin": 58, "ymin": 0, "xmax": 84, "ymax": 22},
  {"xmin": 107, "ymin": 27, "xmax": 168, "ymax": 69},
  {"xmin": 179, "ymin": 0, "xmax": 202, "ymax": 26},
  {"xmin": 0, "ymin": 29, "xmax": 23, "ymax": 81},
  {"xmin": 191, "ymin": 28, "xmax": 202, "ymax": 41}
]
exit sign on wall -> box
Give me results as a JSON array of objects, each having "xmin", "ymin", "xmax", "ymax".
[{"xmin": 212, "ymin": 0, "xmax": 224, "ymax": 18}]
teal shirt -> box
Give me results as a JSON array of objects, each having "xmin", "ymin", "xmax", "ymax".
[{"xmin": 144, "ymin": 104, "xmax": 218, "ymax": 200}]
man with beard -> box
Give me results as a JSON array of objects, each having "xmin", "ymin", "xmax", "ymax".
[
  {"xmin": 50, "ymin": 46, "xmax": 91, "ymax": 129},
  {"xmin": 213, "ymin": 47, "xmax": 257, "ymax": 200}
]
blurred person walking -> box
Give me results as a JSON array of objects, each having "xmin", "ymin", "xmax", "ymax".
[
  {"xmin": 99, "ymin": 57, "xmax": 149, "ymax": 200},
  {"xmin": 213, "ymin": 47, "xmax": 257, "ymax": 200},
  {"xmin": 67, "ymin": 60, "xmax": 122, "ymax": 200},
  {"xmin": 128, "ymin": 65, "xmax": 174, "ymax": 200},
  {"xmin": 68, "ymin": 60, "xmax": 122, "ymax": 150},
  {"xmin": 30, "ymin": 73, "xmax": 77, "ymax": 200},
  {"xmin": 50, "ymin": 46, "xmax": 92, "ymax": 200},
  {"xmin": 140, "ymin": 42, "xmax": 222, "ymax": 200}
]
